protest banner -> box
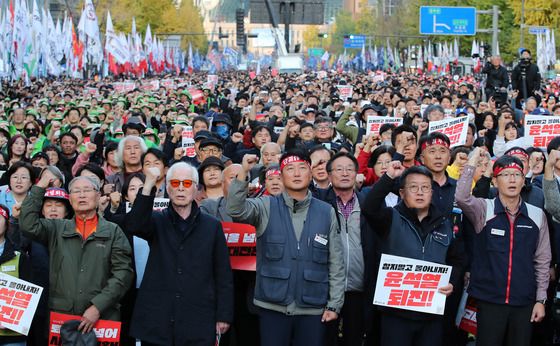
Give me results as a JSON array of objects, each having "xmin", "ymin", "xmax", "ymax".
[
  {"xmin": 337, "ymin": 85, "xmax": 353, "ymax": 101},
  {"xmin": 221, "ymin": 222, "xmax": 256, "ymax": 271},
  {"xmin": 373, "ymin": 254, "xmax": 451, "ymax": 315},
  {"xmin": 428, "ymin": 116, "xmax": 469, "ymax": 147},
  {"xmin": 188, "ymin": 88, "xmax": 205, "ymax": 105},
  {"xmin": 161, "ymin": 79, "xmax": 175, "ymax": 88},
  {"xmin": 114, "ymin": 81, "xmax": 135, "ymax": 93},
  {"xmin": 83, "ymin": 87, "xmax": 99, "ymax": 97},
  {"xmin": 366, "ymin": 116, "xmax": 403, "ymax": 136},
  {"xmin": 524, "ymin": 115, "xmax": 560, "ymax": 148},
  {"xmin": 456, "ymin": 294, "xmax": 478, "ymax": 335},
  {"xmin": 181, "ymin": 126, "xmax": 196, "ymax": 157},
  {"xmin": 0, "ymin": 273, "xmax": 43, "ymax": 335},
  {"xmin": 141, "ymin": 80, "xmax": 160, "ymax": 91},
  {"xmin": 49, "ymin": 312, "xmax": 121, "ymax": 345},
  {"xmin": 126, "ymin": 198, "xmax": 169, "ymax": 288}
]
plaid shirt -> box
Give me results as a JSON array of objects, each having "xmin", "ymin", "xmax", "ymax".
[{"xmin": 336, "ymin": 193, "xmax": 356, "ymax": 220}]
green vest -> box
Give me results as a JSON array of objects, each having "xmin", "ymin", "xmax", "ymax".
[{"xmin": 0, "ymin": 252, "xmax": 22, "ymax": 337}]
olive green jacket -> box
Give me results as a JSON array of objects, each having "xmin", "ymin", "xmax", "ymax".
[{"xmin": 20, "ymin": 186, "xmax": 134, "ymax": 320}]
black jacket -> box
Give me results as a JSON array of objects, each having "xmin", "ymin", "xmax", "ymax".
[
  {"xmin": 128, "ymin": 191, "xmax": 234, "ymax": 345},
  {"xmin": 512, "ymin": 62, "xmax": 541, "ymax": 94},
  {"xmin": 482, "ymin": 62, "xmax": 510, "ymax": 91}
]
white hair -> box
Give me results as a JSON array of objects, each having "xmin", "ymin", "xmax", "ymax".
[
  {"xmin": 166, "ymin": 162, "xmax": 199, "ymax": 186},
  {"xmin": 259, "ymin": 142, "xmax": 281, "ymax": 165},
  {"xmin": 115, "ymin": 135, "xmax": 148, "ymax": 168},
  {"xmin": 68, "ymin": 176, "xmax": 100, "ymax": 193}
]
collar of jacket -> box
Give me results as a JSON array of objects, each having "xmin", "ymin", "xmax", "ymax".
[
  {"xmin": 168, "ymin": 200, "xmax": 201, "ymax": 225},
  {"xmin": 281, "ymin": 190, "xmax": 312, "ymax": 213},
  {"xmin": 62, "ymin": 215, "xmax": 112, "ymax": 239},
  {"xmin": 396, "ymin": 200, "xmax": 446, "ymax": 230},
  {"xmin": 493, "ymin": 195, "xmax": 529, "ymax": 218}
]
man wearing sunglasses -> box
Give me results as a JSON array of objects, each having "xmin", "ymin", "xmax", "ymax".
[
  {"xmin": 362, "ymin": 163, "xmax": 464, "ymax": 346},
  {"xmin": 227, "ymin": 149, "xmax": 345, "ymax": 346},
  {"xmin": 127, "ymin": 162, "xmax": 234, "ymax": 345}
]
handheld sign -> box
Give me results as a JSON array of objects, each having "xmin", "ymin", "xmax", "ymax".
[{"xmin": 0, "ymin": 273, "xmax": 43, "ymax": 335}]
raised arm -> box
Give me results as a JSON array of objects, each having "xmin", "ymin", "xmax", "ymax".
[
  {"xmin": 127, "ymin": 167, "xmax": 158, "ymax": 241},
  {"xmin": 544, "ymin": 150, "xmax": 560, "ymax": 221},
  {"xmin": 455, "ymin": 147, "xmax": 488, "ymax": 233}
]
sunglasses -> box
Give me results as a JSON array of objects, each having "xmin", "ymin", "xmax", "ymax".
[{"xmin": 169, "ymin": 179, "xmax": 194, "ymax": 188}]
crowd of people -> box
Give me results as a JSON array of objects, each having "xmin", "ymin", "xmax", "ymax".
[{"xmin": 0, "ymin": 49, "xmax": 559, "ymax": 346}]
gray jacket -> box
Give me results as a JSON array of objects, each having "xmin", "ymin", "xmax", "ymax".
[
  {"xmin": 336, "ymin": 197, "xmax": 365, "ymax": 292},
  {"xmin": 226, "ymin": 179, "xmax": 345, "ymax": 315},
  {"xmin": 544, "ymin": 178, "xmax": 560, "ymax": 221}
]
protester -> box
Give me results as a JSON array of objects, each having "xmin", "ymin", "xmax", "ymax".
[
  {"xmin": 20, "ymin": 170, "xmax": 134, "ymax": 332},
  {"xmin": 127, "ymin": 163, "xmax": 234, "ymax": 345},
  {"xmin": 227, "ymin": 150, "xmax": 345, "ymax": 346}
]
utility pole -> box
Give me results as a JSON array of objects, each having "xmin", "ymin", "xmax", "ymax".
[
  {"xmin": 476, "ymin": 6, "xmax": 500, "ymax": 56},
  {"xmin": 520, "ymin": 0, "xmax": 526, "ymax": 48}
]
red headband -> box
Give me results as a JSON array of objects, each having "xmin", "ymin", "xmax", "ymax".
[
  {"xmin": 493, "ymin": 163, "xmax": 524, "ymax": 177},
  {"xmin": 505, "ymin": 149, "xmax": 529, "ymax": 160},
  {"xmin": 0, "ymin": 208, "xmax": 8, "ymax": 221},
  {"xmin": 266, "ymin": 169, "xmax": 281, "ymax": 178},
  {"xmin": 421, "ymin": 138, "xmax": 450, "ymax": 151},
  {"xmin": 280, "ymin": 155, "xmax": 309, "ymax": 171}
]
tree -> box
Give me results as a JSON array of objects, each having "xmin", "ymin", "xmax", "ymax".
[{"xmin": 330, "ymin": 11, "xmax": 356, "ymax": 54}]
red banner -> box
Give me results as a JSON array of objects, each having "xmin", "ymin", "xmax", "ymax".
[
  {"xmin": 221, "ymin": 222, "xmax": 256, "ymax": 271},
  {"xmin": 49, "ymin": 312, "xmax": 121, "ymax": 345}
]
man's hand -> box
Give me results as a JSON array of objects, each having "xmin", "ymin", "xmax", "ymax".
[
  {"xmin": 11, "ymin": 203, "xmax": 21, "ymax": 219},
  {"xmin": 85, "ymin": 142, "xmax": 97, "ymax": 155},
  {"xmin": 216, "ymin": 322, "xmax": 230, "ymax": 335},
  {"xmin": 438, "ymin": 283, "xmax": 453, "ymax": 297},
  {"xmin": 37, "ymin": 168, "xmax": 58, "ymax": 189},
  {"xmin": 174, "ymin": 147, "xmax": 184, "ymax": 160},
  {"xmin": 231, "ymin": 132, "xmax": 244, "ymax": 143},
  {"xmin": 468, "ymin": 147, "xmax": 485, "ymax": 168},
  {"xmin": 242, "ymin": 154, "xmax": 258, "ymax": 173},
  {"xmin": 386, "ymin": 161, "xmax": 405, "ymax": 180},
  {"xmin": 109, "ymin": 192, "xmax": 122, "ymax": 209},
  {"xmin": 417, "ymin": 122, "xmax": 428, "ymax": 134},
  {"xmin": 531, "ymin": 302, "xmax": 545, "ymax": 322},
  {"xmin": 395, "ymin": 131, "xmax": 415, "ymax": 155},
  {"xmin": 321, "ymin": 310, "xmax": 338, "ymax": 323},
  {"xmin": 78, "ymin": 305, "xmax": 100, "ymax": 333}
]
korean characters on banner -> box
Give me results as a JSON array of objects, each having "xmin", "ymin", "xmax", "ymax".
[
  {"xmin": 428, "ymin": 116, "xmax": 469, "ymax": 148},
  {"xmin": 114, "ymin": 81, "xmax": 136, "ymax": 94},
  {"xmin": 141, "ymin": 80, "xmax": 160, "ymax": 91},
  {"xmin": 49, "ymin": 312, "xmax": 121, "ymax": 345},
  {"xmin": 337, "ymin": 85, "xmax": 353, "ymax": 101},
  {"xmin": 524, "ymin": 115, "xmax": 560, "ymax": 148},
  {"xmin": 366, "ymin": 116, "xmax": 404, "ymax": 136},
  {"xmin": 221, "ymin": 222, "xmax": 257, "ymax": 271},
  {"xmin": 83, "ymin": 87, "xmax": 99, "ymax": 97},
  {"xmin": 161, "ymin": 79, "xmax": 176, "ymax": 88},
  {"xmin": 181, "ymin": 126, "xmax": 196, "ymax": 158},
  {"xmin": 0, "ymin": 273, "xmax": 43, "ymax": 335},
  {"xmin": 373, "ymin": 254, "xmax": 452, "ymax": 315}
]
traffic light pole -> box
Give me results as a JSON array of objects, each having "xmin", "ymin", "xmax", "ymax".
[{"xmin": 476, "ymin": 6, "xmax": 500, "ymax": 57}]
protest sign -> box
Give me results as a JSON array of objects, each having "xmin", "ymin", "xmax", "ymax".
[
  {"xmin": 49, "ymin": 312, "xmax": 121, "ymax": 345},
  {"xmin": 188, "ymin": 88, "xmax": 205, "ymax": 105},
  {"xmin": 181, "ymin": 126, "xmax": 196, "ymax": 157},
  {"xmin": 274, "ymin": 126, "xmax": 285, "ymax": 134},
  {"xmin": 207, "ymin": 75, "xmax": 218, "ymax": 89},
  {"xmin": 0, "ymin": 273, "xmax": 43, "ymax": 335},
  {"xmin": 221, "ymin": 222, "xmax": 256, "ymax": 271},
  {"xmin": 366, "ymin": 116, "xmax": 403, "ymax": 136},
  {"xmin": 114, "ymin": 81, "xmax": 135, "ymax": 93},
  {"xmin": 373, "ymin": 254, "xmax": 451, "ymax": 315},
  {"xmin": 524, "ymin": 115, "xmax": 560, "ymax": 148},
  {"xmin": 456, "ymin": 294, "xmax": 478, "ymax": 335},
  {"xmin": 141, "ymin": 80, "xmax": 160, "ymax": 91},
  {"xmin": 337, "ymin": 85, "xmax": 353, "ymax": 101},
  {"xmin": 428, "ymin": 116, "xmax": 469, "ymax": 147},
  {"xmin": 83, "ymin": 87, "xmax": 99, "ymax": 97},
  {"xmin": 161, "ymin": 79, "xmax": 175, "ymax": 88}
]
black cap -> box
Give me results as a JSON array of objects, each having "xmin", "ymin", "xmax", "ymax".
[
  {"xmin": 199, "ymin": 137, "xmax": 224, "ymax": 150},
  {"xmin": 198, "ymin": 156, "xmax": 225, "ymax": 186},
  {"xmin": 194, "ymin": 130, "xmax": 213, "ymax": 141}
]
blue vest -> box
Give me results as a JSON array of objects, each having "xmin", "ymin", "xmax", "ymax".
[
  {"xmin": 469, "ymin": 199, "xmax": 541, "ymax": 306},
  {"xmin": 254, "ymin": 196, "xmax": 332, "ymax": 308},
  {"xmin": 385, "ymin": 206, "xmax": 453, "ymax": 264}
]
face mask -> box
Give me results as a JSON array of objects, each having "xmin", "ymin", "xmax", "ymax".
[
  {"xmin": 467, "ymin": 113, "xmax": 475, "ymax": 122},
  {"xmin": 215, "ymin": 125, "xmax": 229, "ymax": 139}
]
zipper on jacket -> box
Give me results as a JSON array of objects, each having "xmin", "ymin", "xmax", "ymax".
[
  {"xmin": 345, "ymin": 218, "xmax": 349, "ymax": 291},
  {"xmin": 505, "ymin": 214, "xmax": 518, "ymax": 304}
]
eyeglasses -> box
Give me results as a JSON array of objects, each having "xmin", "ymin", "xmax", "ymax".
[
  {"xmin": 375, "ymin": 160, "xmax": 392, "ymax": 167},
  {"xmin": 331, "ymin": 167, "xmax": 356, "ymax": 174},
  {"xmin": 169, "ymin": 179, "xmax": 194, "ymax": 188},
  {"xmin": 314, "ymin": 126, "xmax": 333, "ymax": 131},
  {"xmin": 405, "ymin": 185, "xmax": 432, "ymax": 193},
  {"xmin": 70, "ymin": 188, "xmax": 96, "ymax": 195},
  {"xmin": 497, "ymin": 172, "xmax": 524, "ymax": 180},
  {"xmin": 201, "ymin": 147, "xmax": 222, "ymax": 154}
]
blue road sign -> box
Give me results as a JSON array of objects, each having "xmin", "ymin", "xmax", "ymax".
[
  {"xmin": 528, "ymin": 27, "xmax": 548, "ymax": 35},
  {"xmin": 420, "ymin": 6, "xmax": 476, "ymax": 36},
  {"xmin": 343, "ymin": 35, "xmax": 366, "ymax": 49}
]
